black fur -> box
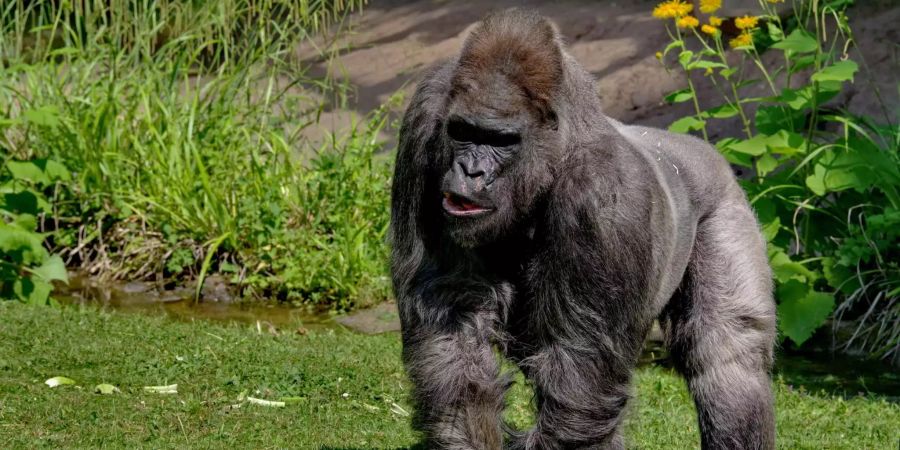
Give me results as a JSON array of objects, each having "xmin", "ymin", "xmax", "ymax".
[{"xmin": 390, "ymin": 9, "xmax": 776, "ymax": 450}]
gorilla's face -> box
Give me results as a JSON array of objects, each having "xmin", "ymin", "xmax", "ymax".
[{"xmin": 440, "ymin": 80, "xmax": 557, "ymax": 247}]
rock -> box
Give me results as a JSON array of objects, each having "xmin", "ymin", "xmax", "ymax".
[
  {"xmin": 121, "ymin": 281, "xmax": 152, "ymax": 294},
  {"xmin": 336, "ymin": 302, "xmax": 401, "ymax": 334},
  {"xmin": 200, "ymin": 274, "xmax": 236, "ymax": 303}
]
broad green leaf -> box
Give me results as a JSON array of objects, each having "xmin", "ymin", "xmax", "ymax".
[
  {"xmin": 805, "ymin": 147, "xmax": 878, "ymax": 195},
  {"xmin": 771, "ymin": 29, "xmax": 818, "ymax": 54},
  {"xmin": 703, "ymin": 103, "xmax": 739, "ymax": 119},
  {"xmin": 45, "ymin": 376, "xmax": 76, "ymax": 388},
  {"xmin": 811, "ymin": 60, "xmax": 858, "ymax": 83},
  {"xmin": 767, "ymin": 22, "xmax": 784, "ymax": 42},
  {"xmin": 789, "ymin": 54, "xmax": 816, "ymax": 73},
  {"xmin": 0, "ymin": 223, "xmax": 46, "ymax": 259},
  {"xmin": 778, "ymin": 285, "xmax": 835, "ymax": 345},
  {"xmin": 728, "ymin": 131, "xmax": 806, "ymax": 158},
  {"xmin": 25, "ymin": 279, "xmax": 52, "ymax": 305},
  {"xmin": 766, "ymin": 130, "xmax": 807, "ymax": 156},
  {"xmin": 6, "ymin": 160, "xmax": 50, "ymax": 184},
  {"xmin": 23, "ymin": 106, "xmax": 61, "ymax": 128},
  {"xmin": 761, "ymin": 216, "xmax": 781, "ymax": 242},
  {"xmin": 2, "ymin": 190, "xmax": 41, "ymax": 215},
  {"xmin": 715, "ymin": 138, "xmax": 752, "ymax": 167},
  {"xmin": 726, "ymin": 135, "xmax": 768, "ymax": 156},
  {"xmin": 721, "ymin": 150, "xmax": 754, "ymax": 167},
  {"xmin": 755, "ymin": 106, "xmax": 805, "ymax": 135},
  {"xmin": 779, "ymin": 82, "xmax": 841, "ymax": 111},
  {"xmin": 719, "ymin": 67, "xmax": 738, "ymax": 79},
  {"xmin": 805, "ymin": 169, "xmax": 827, "ymax": 196},
  {"xmin": 43, "ymin": 159, "xmax": 71, "ymax": 182},
  {"xmin": 756, "ymin": 153, "xmax": 779, "ymax": 177},
  {"xmin": 678, "ymin": 50, "xmax": 694, "ymax": 68},
  {"xmin": 5, "ymin": 159, "xmax": 69, "ymax": 185},
  {"xmin": 95, "ymin": 384, "xmax": 120, "ymax": 395},
  {"xmin": 668, "ymin": 116, "xmax": 705, "ymax": 134},
  {"xmin": 664, "ymin": 88, "xmax": 694, "ymax": 104},
  {"xmin": 821, "ymin": 257, "xmax": 860, "ymax": 295},
  {"xmin": 686, "ymin": 60, "xmax": 728, "ymax": 71},
  {"xmin": 769, "ymin": 251, "xmax": 817, "ymax": 283},
  {"xmin": 32, "ymin": 255, "xmax": 68, "ymax": 283},
  {"xmin": 662, "ymin": 39, "xmax": 684, "ymax": 57},
  {"xmin": 13, "ymin": 213, "xmax": 37, "ymax": 232}
]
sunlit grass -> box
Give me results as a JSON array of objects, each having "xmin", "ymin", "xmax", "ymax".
[{"xmin": 1, "ymin": 302, "xmax": 897, "ymax": 448}]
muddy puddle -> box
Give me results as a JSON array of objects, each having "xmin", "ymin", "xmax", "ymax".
[
  {"xmin": 56, "ymin": 274, "xmax": 341, "ymax": 332},
  {"xmin": 57, "ymin": 274, "xmax": 899, "ymax": 401}
]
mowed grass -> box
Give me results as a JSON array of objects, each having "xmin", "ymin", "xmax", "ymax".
[{"xmin": 1, "ymin": 303, "xmax": 897, "ymax": 449}]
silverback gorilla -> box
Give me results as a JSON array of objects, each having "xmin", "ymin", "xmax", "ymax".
[{"xmin": 390, "ymin": 9, "xmax": 776, "ymax": 450}]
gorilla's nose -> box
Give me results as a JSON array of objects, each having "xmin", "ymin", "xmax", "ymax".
[
  {"xmin": 457, "ymin": 160, "xmax": 485, "ymax": 179},
  {"xmin": 452, "ymin": 156, "xmax": 494, "ymax": 191}
]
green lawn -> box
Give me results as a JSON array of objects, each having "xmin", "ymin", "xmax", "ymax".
[{"xmin": 0, "ymin": 302, "xmax": 897, "ymax": 449}]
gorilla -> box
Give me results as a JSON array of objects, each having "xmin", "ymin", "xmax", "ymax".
[{"xmin": 390, "ymin": 9, "xmax": 776, "ymax": 450}]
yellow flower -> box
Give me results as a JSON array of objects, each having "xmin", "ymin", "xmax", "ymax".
[
  {"xmin": 735, "ymin": 15, "xmax": 760, "ymax": 30},
  {"xmin": 700, "ymin": 0, "xmax": 722, "ymax": 14},
  {"xmin": 704, "ymin": 67, "xmax": 714, "ymax": 76},
  {"xmin": 729, "ymin": 32, "xmax": 754, "ymax": 49},
  {"xmin": 677, "ymin": 15, "xmax": 700, "ymax": 29},
  {"xmin": 655, "ymin": 51, "xmax": 663, "ymax": 60},
  {"xmin": 767, "ymin": 0, "xmax": 785, "ymax": 3},
  {"xmin": 709, "ymin": 16, "xmax": 723, "ymax": 26},
  {"xmin": 701, "ymin": 24, "xmax": 719, "ymax": 36},
  {"xmin": 652, "ymin": 0, "xmax": 693, "ymax": 20}
]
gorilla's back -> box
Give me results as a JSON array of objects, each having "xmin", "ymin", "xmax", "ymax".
[{"xmin": 611, "ymin": 120, "xmax": 738, "ymax": 315}]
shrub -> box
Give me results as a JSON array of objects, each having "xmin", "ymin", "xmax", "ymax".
[
  {"xmin": 0, "ymin": 156, "xmax": 69, "ymax": 304},
  {"xmin": 653, "ymin": 0, "xmax": 899, "ymax": 361},
  {"xmin": 0, "ymin": 0, "xmax": 395, "ymax": 309}
]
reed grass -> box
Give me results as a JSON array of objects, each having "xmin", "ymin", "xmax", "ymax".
[{"xmin": 1, "ymin": 0, "xmax": 392, "ymax": 308}]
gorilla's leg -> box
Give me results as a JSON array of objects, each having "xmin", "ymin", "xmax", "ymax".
[
  {"xmin": 402, "ymin": 310, "xmax": 508, "ymax": 449},
  {"xmin": 662, "ymin": 191, "xmax": 777, "ymax": 450},
  {"xmin": 511, "ymin": 341, "xmax": 640, "ymax": 450}
]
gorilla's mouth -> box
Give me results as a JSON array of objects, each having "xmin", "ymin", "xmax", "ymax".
[{"xmin": 442, "ymin": 192, "xmax": 493, "ymax": 217}]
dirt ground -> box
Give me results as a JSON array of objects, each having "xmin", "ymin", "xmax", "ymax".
[{"xmin": 301, "ymin": 0, "xmax": 898, "ymax": 147}]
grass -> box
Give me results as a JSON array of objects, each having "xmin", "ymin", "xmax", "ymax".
[
  {"xmin": 1, "ymin": 0, "xmax": 392, "ymax": 309},
  {"xmin": 1, "ymin": 302, "xmax": 897, "ymax": 449}
]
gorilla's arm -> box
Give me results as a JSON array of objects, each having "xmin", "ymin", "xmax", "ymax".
[
  {"xmin": 509, "ymin": 144, "xmax": 660, "ymax": 448},
  {"xmin": 391, "ymin": 62, "xmax": 510, "ymax": 449}
]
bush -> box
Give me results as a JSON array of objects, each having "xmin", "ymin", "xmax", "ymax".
[
  {"xmin": 0, "ymin": 156, "xmax": 69, "ymax": 304},
  {"xmin": 1, "ymin": 0, "xmax": 394, "ymax": 309},
  {"xmin": 653, "ymin": 0, "xmax": 899, "ymax": 361}
]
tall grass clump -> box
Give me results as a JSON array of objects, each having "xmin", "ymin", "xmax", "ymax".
[
  {"xmin": 653, "ymin": 0, "xmax": 899, "ymax": 361},
  {"xmin": 1, "ymin": 0, "xmax": 394, "ymax": 309}
]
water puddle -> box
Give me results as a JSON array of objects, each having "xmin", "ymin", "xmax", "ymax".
[{"xmin": 56, "ymin": 275, "xmax": 340, "ymax": 332}]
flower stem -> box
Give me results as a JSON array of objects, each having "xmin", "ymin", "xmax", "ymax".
[{"xmin": 674, "ymin": 25, "xmax": 709, "ymax": 142}]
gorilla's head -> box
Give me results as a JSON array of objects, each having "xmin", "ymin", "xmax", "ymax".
[{"xmin": 439, "ymin": 10, "xmax": 564, "ymax": 248}]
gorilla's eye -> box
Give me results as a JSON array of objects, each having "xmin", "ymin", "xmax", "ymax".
[{"xmin": 447, "ymin": 119, "xmax": 520, "ymax": 148}]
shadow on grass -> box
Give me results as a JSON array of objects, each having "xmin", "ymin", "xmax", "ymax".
[
  {"xmin": 642, "ymin": 340, "xmax": 900, "ymax": 402},
  {"xmin": 774, "ymin": 347, "xmax": 900, "ymax": 402}
]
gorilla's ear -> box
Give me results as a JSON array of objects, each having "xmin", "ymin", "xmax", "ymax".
[{"xmin": 456, "ymin": 9, "xmax": 564, "ymax": 123}]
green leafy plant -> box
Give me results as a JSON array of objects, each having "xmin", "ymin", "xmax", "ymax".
[
  {"xmin": 0, "ymin": 0, "xmax": 397, "ymax": 310},
  {"xmin": 0, "ymin": 155, "xmax": 69, "ymax": 304},
  {"xmin": 653, "ymin": 0, "xmax": 899, "ymax": 359}
]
